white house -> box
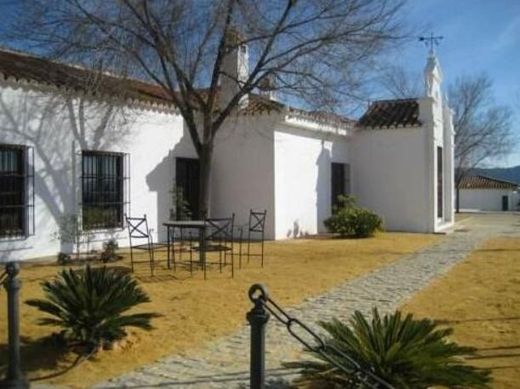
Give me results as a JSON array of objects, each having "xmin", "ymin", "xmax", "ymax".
[
  {"xmin": 0, "ymin": 45, "xmax": 455, "ymax": 262},
  {"xmin": 459, "ymin": 175, "xmax": 519, "ymax": 212}
]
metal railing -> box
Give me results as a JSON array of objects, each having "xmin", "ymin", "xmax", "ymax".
[
  {"xmin": 246, "ymin": 283, "xmax": 394, "ymax": 389},
  {"xmin": 1, "ymin": 262, "xmax": 30, "ymax": 388}
]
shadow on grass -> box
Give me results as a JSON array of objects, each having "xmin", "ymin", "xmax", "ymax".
[
  {"xmin": 95, "ymin": 367, "xmax": 295, "ymax": 388},
  {"xmin": 437, "ymin": 316, "xmax": 520, "ymax": 325},
  {"xmin": 0, "ymin": 335, "xmax": 77, "ymax": 381},
  {"xmin": 473, "ymin": 248, "xmax": 520, "ymax": 253}
]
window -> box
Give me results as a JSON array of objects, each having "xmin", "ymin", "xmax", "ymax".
[
  {"xmin": 81, "ymin": 151, "xmax": 125, "ymax": 230},
  {"xmin": 0, "ymin": 144, "xmax": 34, "ymax": 238},
  {"xmin": 331, "ymin": 163, "xmax": 351, "ymax": 209}
]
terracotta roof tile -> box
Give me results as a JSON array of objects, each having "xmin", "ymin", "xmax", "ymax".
[
  {"xmin": 459, "ymin": 175, "xmax": 519, "ymax": 190},
  {"xmin": 0, "ymin": 48, "xmax": 353, "ymax": 128},
  {"xmin": 239, "ymin": 94, "xmax": 284, "ymax": 115},
  {"xmin": 0, "ymin": 49, "xmax": 174, "ymax": 107},
  {"xmin": 358, "ymin": 98, "xmax": 421, "ymax": 129}
]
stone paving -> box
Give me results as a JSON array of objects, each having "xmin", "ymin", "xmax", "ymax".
[{"xmin": 53, "ymin": 214, "xmax": 520, "ymax": 388}]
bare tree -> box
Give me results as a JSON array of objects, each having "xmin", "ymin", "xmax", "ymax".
[
  {"xmin": 7, "ymin": 0, "xmax": 406, "ymax": 216},
  {"xmin": 379, "ymin": 64, "xmax": 422, "ymax": 98},
  {"xmin": 450, "ymin": 75, "xmax": 514, "ymax": 211}
]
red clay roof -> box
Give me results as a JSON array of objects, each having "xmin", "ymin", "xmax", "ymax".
[
  {"xmin": 0, "ymin": 48, "xmax": 353, "ymax": 127},
  {"xmin": 459, "ymin": 175, "xmax": 518, "ymax": 190},
  {"xmin": 358, "ymin": 98, "xmax": 421, "ymax": 129},
  {"xmin": 0, "ymin": 49, "xmax": 174, "ymax": 107}
]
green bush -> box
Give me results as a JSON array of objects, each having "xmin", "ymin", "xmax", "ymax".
[
  {"xmin": 26, "ymin": 265, "xmax": 160, "ymax": 353},
  {"xmin": 324, "ymin": 195, "xmax": 383, "ymax": 238},
  {"xmin": 100, "ymin": 239, "xmax": 119, "ymax": 263},
  {"xmin": 57, "ymin": 252, "xmax": 72, "ymax": 265},
  {"xmin": 287, "ymin": 308, "xmax": 491, "ymax": 388}
]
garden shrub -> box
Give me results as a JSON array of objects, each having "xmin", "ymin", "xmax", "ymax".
[
  {"xmin": 100, "ymin": 239, "xmax": 119, "ymax": 263},
  {"xmin": 287, "ymin": 308, "xmax": 491, "ymax": 389},
  {"xmin": 57, "ymin": 252, "xmax": 72, "ymax": 265},
  {"xmin": 26, "ymin": 265, "xmax": 160, "ymax": 354},
  {"xmin": 324, "ymin": 195, "xmax": 383, "ymax": 238}
]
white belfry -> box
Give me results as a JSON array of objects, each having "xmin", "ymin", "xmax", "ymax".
[{"xmin": 424, "ymin": 50, "xmax": 443, "ymax": 100}]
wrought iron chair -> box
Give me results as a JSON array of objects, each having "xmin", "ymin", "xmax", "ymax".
[
  {"xmin": 171, "ymin": 228, "xmax": 198, "ymax": 276},
  {"xmin": 238, "ymin": 209, "xmax": 267, "ymax": 268},
  {"xmin": 202, "ymin": 214, "xmax": 235, "ymax": 279},
  {"xmin": 125, "ymin": 214, "xmax": 168, "ymax": 276}
]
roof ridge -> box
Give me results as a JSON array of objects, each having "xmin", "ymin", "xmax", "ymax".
[
  {"xmin": 0, "ymin": 47, "xmax": 156, "ymax": 86},
  {"xmin": 0, "ymin": 48, "xmax": 351, "ymax": 128},
  {"xmin": 370, "ymin": 97, "xmax": 419, "ymax": 104},
  {"xmin": 473, "ymin": 174, "xmax": 519, "ymax": 186}
]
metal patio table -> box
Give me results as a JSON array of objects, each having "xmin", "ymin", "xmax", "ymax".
[{"xmin": 163, "ymin": 220, "xmax": 210, "ymax": 275}]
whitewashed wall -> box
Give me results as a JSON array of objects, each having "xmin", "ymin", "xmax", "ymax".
[
  {"xmin": 0, "ymin": 81, "xmax": 193, "ymax": 262},
  {"xmin": 211, "ymin": 115, "xmax": 277, "ymax": 239},
  {"xmin": 273, "ymin": 124, "xmax": 350, "ymax": 239},
  {"xmin": 459, "ymin": 189, "xmax": 518, "ymax": 212},
  {"xmin": 351, "ymin": 127, "xmax": 432, "ymax": 232}
]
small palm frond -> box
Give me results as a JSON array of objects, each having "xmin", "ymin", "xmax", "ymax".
[
  {"xmin": 26, "ymin": 265, "xmax": 160, "ymax": 352},
  {"xmin": 287, "ymin": 308, "xmax": 491, "ymax": 389}
]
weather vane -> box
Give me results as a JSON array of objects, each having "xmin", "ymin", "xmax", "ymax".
[{"xmin": 419, "ymin": 32, "xmax": 443, "ymax": 52}]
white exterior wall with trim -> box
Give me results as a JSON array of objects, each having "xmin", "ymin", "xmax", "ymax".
[
  {"xmin": 459, "ymin": 188, "xmax": 518, "ymax": 212},
  {"xmin": 350, "ymin": 127, "xmax": 431, "ymax": 232},
  {"xmin": 211, "ymin": 114, "xmax": 351, "ymax": 240},
  {"xmin": 210, "ymin": 114, "xmax": 277, "ymax": 239},
  {"xmin": 0, "ymin": 80, "xmax": 194, "ymax": 262},
  {"xmin": 273, "ymin": 122, "xmax": 350, "ymax": 239},
  {"xmin": 350, "ymin": 96, "xmax": 454, "ymax": 233}
]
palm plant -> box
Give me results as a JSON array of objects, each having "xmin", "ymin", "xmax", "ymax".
[
  {"xmin": 287, "ymin": 308, "xmax": 491, "ymax": 388},
  {"xmin": 26, "ymin": 265, "xmax": 160, "ymax": 353}
]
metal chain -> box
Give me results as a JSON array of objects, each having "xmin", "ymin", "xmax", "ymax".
[
  {"xmin": 0, "ymin": 270, "xmax": 7, "ymax": 289},
  {"xmin": 261, "ymin": 295, "xmax": 395, "ymax": 389}
]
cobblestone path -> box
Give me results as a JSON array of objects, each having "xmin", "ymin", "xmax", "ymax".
[{"xmin": 88, "ymin": 214, "xmax": 518, "ymax": 388}]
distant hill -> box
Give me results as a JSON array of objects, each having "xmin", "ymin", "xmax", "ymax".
[{"xmin": 472, "ymin": 166, "xmax": 520, "ymax": 184}]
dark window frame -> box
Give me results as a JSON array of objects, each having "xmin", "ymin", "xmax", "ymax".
[
  {"xmin": 331, "ymin": 162, "xmax": 351, "ymax": 210},
  {"xmin": 81, "ymin": 150, "xmax": 128, "ymax": 231},
  {"xmin": 0, "ymin": 143, "xmax": 35, "ymax": 239},
  {"xmin": 437, "ymin": 146, "xmax": 443, "ymax": 218}
]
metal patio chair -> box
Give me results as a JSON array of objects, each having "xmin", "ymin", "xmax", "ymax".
[
  {"xmin": 238, "ymin": 209, "xmax": 267, "ymax": 268},
  {"xmin": 126, "ymin": 214, "xmax": 168, "ymax": 276},
  {"xmin": 201, "ymin": 214, "xmax": 235, "ymax": 279}
]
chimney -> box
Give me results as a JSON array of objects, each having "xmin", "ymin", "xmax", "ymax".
[
  {"xmin": 221, "ymin": 29, "xmax": 249, "ymax": 108},
  {"xmin": 258, "ymin": 75, "xmax": 276, "ymax": 101}
]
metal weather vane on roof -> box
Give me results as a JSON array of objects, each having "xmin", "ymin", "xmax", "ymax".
[{"xmin": 419, "ymin": 32, "xmax": 444, "ymax": 53}]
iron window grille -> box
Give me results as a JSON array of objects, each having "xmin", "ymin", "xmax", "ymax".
[
  {"xmin": 0, "ymin": 144, "xmax": 35, "ymax": 239},
  {"xmin": 80, "ymin": 150, "xmax": 129, "ymax": 230}
]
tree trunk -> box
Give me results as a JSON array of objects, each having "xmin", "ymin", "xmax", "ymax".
[{"xmin": 198, "ymin": 142, "xmax": 213, "ymax": 219}]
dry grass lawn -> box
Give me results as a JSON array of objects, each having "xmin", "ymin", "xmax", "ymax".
[
  {"xmin": 402, "ymin": 237, "xmax": 520, "ymax": 389},
  {"xmin": 0, "ymin": 232, "xmax": 438, "ymax": 388}
]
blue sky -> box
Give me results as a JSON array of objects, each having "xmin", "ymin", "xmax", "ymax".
[{"xmin": 394, "ymin": 0, "xmax": 520, "ymax": 167}]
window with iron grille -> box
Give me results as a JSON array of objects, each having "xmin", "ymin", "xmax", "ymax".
[
  {"xmin": 331, "ymin": 162, "xmax": 351, "ymax": 209},
  {"xmin": 81, "ymin": 151, "xmax": 125, "ymax": 230},
  {"xmin": 0, "ymin": 144, "xmax": 34, "ymax": 238}
]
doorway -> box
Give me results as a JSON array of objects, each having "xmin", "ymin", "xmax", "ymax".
[
  {"xmin": 175, "ymin": 158, "xmax": 200, "ymax": 219},
  {"xmin": 502, "ymin": 195, "xmax": 509, "ymax": 211}
]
